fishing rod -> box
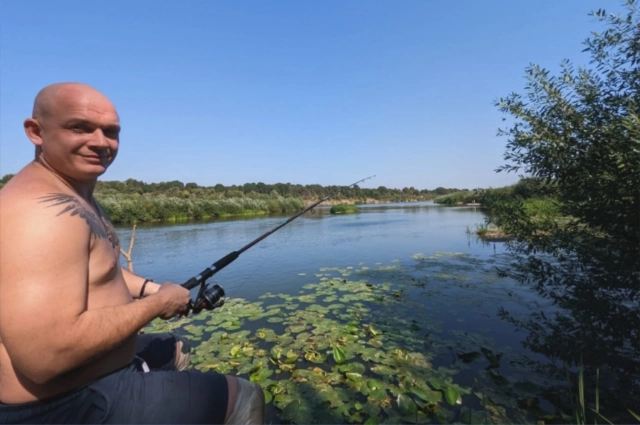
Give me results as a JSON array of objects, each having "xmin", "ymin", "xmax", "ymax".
[{"xmin": 181, "ymin": 175, "xmax": 376, "ymax": 315}]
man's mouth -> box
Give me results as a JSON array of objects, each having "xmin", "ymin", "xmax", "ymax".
[{"xmin": 82, "ymin": 155, "xmax": 108, "ymax": 164}]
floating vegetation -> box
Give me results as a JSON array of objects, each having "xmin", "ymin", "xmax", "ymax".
[
  {"xmin": 143, "ymin": 253, "xmax": 564, "ymax": 424},
  {"xmin": 330, "ymin": 204, "xmax": 360, "ymax": 214}
]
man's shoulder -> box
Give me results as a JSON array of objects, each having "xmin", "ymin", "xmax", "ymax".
[
  {"xmin": 1, "ymin": 180, "xmax": 90, "ymax": 235},
  {"xmin": 2, "ymin": 177, "xmax": 66, "ymax": 213}
]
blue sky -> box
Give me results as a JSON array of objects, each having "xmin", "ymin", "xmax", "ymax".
[{"xmin": 0, "ymin": 0, "xmax": 623, "ymax": 190}]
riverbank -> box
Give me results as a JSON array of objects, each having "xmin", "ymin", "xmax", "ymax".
[
  {"xmin": 96, "ymin": 194, "xmax": 435, "ymax": 225},
  {"xmin": 96, "ymin": 195, "xmax": 305, "ymax": 225}
]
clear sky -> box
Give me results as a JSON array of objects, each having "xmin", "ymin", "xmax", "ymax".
[{"xmin": 0, "ymin": 0, "xmax": 624, "ymax": 190}]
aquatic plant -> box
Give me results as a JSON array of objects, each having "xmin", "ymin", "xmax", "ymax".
[
  {"xmin": 143, "ymin": 254, "xmax": 580, "ymax": 424},
  {"xmin": 330, "ymin": 204, "xmax": 360, "ymax": 215}
]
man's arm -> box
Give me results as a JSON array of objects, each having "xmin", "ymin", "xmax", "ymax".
[
  {"xmin": 121, "ymin": 268, "xmax": 161, "ymax": 299},
  {"xmin": 0, "ymin": 199, "xmax": 189, "ymax": 385}
]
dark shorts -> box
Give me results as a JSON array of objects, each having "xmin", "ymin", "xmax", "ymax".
[{"xmin": 0, "ymin": 333, "xmax": 229, "ymax": 424}]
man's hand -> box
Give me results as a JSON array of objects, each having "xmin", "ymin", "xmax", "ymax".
[{"xmin": 153, "ymin": 283, "xmax": 191, "ymax": 319}]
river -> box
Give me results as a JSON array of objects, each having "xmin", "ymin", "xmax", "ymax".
[{"xmin": 116, "ymin": 201, "xmax": 560, "ymax": 423}]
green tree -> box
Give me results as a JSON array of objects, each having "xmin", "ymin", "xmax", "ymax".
[{"xmin": 493, "ymin": 1, "xmax": 640, "ymax": 414}]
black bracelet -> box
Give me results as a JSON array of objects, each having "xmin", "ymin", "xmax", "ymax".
[{"xmin": 139, "ymin": 279, "xmax": 153, "ymax": 299}]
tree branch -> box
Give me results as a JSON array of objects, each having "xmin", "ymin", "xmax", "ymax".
[{"xmin": 119, "ymin": 224, "xmax": 136, "ymax": 272}]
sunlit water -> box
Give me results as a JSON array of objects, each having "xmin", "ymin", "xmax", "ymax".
[
  {"xmin": 118, "ymin": 202, "xmax": 502, "ymax": 296},
  {"xmin": 116, "ymin": 201, "xmax": 561, "ymax": 421}
]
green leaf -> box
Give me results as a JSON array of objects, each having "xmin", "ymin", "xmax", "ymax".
[
  {"xmin": 444, "ymin": 386, "xmax": 462, "ymax": 406},
  {"xmin": 263, "ymin": 389, "xmax": 273, "ymax": 404},
  {"xmin": 429, "ymin": 376, "xmax": 445, "ymax": 390},
  {"xmin": 371, "ymin": 364, "xmax": 395, "ymax": 375},
  {"xmin": 280, "ymin": 396, "xmax": 314, "ymax": 424},
  {"xmin": 284, "ymin": 349, "xmax": 298, "ymax": 364},
  {"xmin": 346, "ymin": 372, "xmax": 363, "ymax": 381},
  {"xmin": 364, "ymin": 417, "xmax": 379, "ymax": 425},
  {"xmin": 249, "ymin": 367, "xmax": 273, "ymax": 383},
  {"xmin": 270, "ymin": 345, "xmax": 283, "ymax": 360},
  {"xmin": 397, "ymin": 393, "xmax": 418, "ymax": 416},
  {"xmin": 303, "ymin": 350, "xmax": 327, "ymax": 364},
  {"xmin": 236, "ymin": 362, "xmax": 260, "ymax": 375},
  {"xmin": 345, "ymin": 324, "xmax": 360, "ymax": 334},
  {"xmin": 410, "ymin": 386, "xmax": 442, "ymax": 403},
  {"xmin": 368, "ymin": 388, "xmax": 388, "ymax": 402},
  {"xmin": 367, "ymin": 379, "xmax": 383, "ymax": 390},
  {"xmin": 333, "ymin": 346, "xmax": 346, "ymax": 364},
  {"xmin": 338, "ymin": 362, "xmax": 366, "ymax": 374}
]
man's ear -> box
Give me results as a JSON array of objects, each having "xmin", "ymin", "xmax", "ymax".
[{"xmin": 24, "ymin": 118, "xmax": 44, "ymax": 148}]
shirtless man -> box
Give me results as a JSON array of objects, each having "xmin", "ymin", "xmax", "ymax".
[{"xmin": 0, "ymin": 83, "xmax": 264, "ymax": 423}]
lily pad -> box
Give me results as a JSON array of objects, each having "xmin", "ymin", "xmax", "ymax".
[
  {"xmin": 410, "ymin": 386, "xmax": 442, "ymax": 403},
  {"xmin": 429, "ymin": 377, "xmax": 445, "ymax": 390},
  {"xmin": 345, "ymin": 324, "xmax": 360, "ymax": 334},
  {"xmin": 284, "ymin": 349, "xmax": 299, "ymax": 364},
  {"xmin": 397, "ymin": 393, "xmax": 418, "ymax": 416},
  {"xmin": 333, "ymin": 346, "xmax": 346, "ymax": 364},
  {"xmin": 367, "ymin": 379, "xmax": 383, "ymax": 390},
  {"xmin": 279, "ymin": 396, "xmax": 314, "ymax": 424},
  {"xmin": 263, "ymin": 389, "xmax": 273, "ymax": 404},
  {"xmin": 304, "ymin": 350, "xmax": 327, "ymax": 364},
  {"xmin": 338, "ymin": 362, "xmax": 366, "ymax": 374},
  {"xmin": 371, "ymin": 364, "xmax": 395, "ymax": 376},
  {"xmin": 444, "ymin": 386, "xmax": 462, "ymax": 406},
  {"xmin": 249, "ymin": 367, "xmax": 273, "ymax": 383}
]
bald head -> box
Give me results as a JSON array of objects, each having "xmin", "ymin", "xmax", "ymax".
[
  {"xmin": 32, "ymin": 83, "xmax": 117, "ymax": 126},
  {"xmin": 25, "ymin": 82, "xmax": 121, "ymax": 172}
]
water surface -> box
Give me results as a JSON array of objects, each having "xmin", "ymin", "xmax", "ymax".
[{"xmin": 117, "ymin": 201, "xmax": 558, "ymax": 422}]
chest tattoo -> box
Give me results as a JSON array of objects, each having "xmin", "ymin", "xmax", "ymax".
[{"xmin": 38, "ymin": 193, "xmax": 121, "ymax": 249}]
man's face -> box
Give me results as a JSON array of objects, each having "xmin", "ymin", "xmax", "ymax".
[{"xmin": 38, "ymin": 87, "xmax": 120, "ymax": 181}]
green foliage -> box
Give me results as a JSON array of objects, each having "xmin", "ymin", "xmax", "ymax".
[
  {"xmin": 95, "ymin": 194, "xmax": 305, "ymax": 224},
  {"xmin": 145, "ymin": 257, "xmax": 554, "ymax": 424},
  {"xmin": 91, "ymin": 178, "xmax": 461, "ymax": 203},
  {"xmin": 330, "ymin": 204, "xmax": 360, "ymax": 214},
  {"xmin": 493, "ymin": 1, "xmax": 640, "ymax": 414},
  {"xmin": 434, "ymin": 179, "xmax": 558, "ymax": 214},
  {"xmin": 0, "ymin": 173, "xmax": 14, "ymax": 190}
]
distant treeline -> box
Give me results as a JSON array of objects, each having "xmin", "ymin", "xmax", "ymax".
[
  {"xmin": 0, "ymin": 174, "xmax": 465, "ymax": 224},
  {"xmin": 91, "ymin": 178, "xmax": 463, "ymax": 202}
]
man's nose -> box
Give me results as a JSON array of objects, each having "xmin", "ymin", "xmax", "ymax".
[{"xmin": 89, "ymin": 129, "xmax": 109, "ymax": 147}]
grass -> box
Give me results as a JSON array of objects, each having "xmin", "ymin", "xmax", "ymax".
[
  {"xmin": 466, "ymin": 223, "xmax": 509, "ymax": 241},
  {"xmin": 330, "ymin": 204, "xmax": 360, "ymax": 214},
  {"xmin": 96, "ymin": 195, "xmax": 305, "ymax": 224},
  {"xmin": 569, "ymin": 359, "xmax": 640, "ymax": 424}
]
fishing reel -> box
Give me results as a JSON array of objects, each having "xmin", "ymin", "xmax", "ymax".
[{"xmin": 188, "ymin": 282, "xmax": 225, "ymax": 314}]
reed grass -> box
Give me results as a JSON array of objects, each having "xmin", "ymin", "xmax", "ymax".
[
  {"xmin": 568, "ymin": 358, "xmax": 639, "ymax": 424},
  {"xmin": 330, "ymin": 204, "xmax": 360, "ymax": 214},
  {"xmin": 96, "ymin": 194, "xmax": 304, "ymax": 224}
]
